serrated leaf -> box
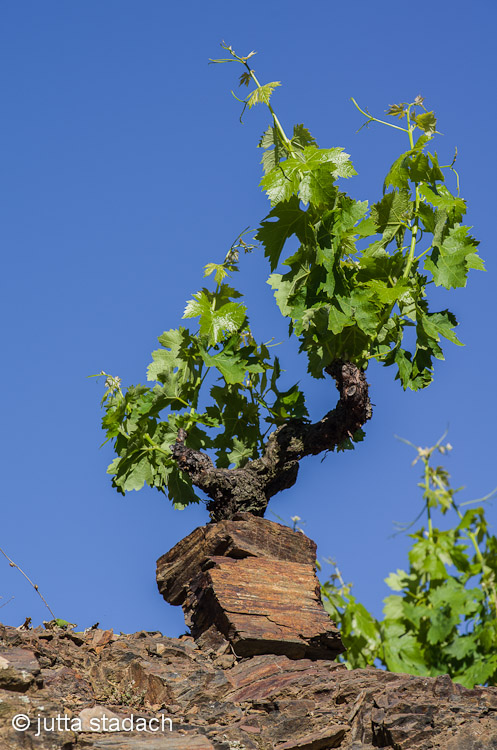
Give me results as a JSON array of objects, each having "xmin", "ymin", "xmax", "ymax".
[
  {"xmin": 260, "ymin": 146, "xmax": 355, "ymax": 208},
  {"xmin": 269, "ymin": 383, "xmax": 308, "ymax": 424},
  {"xmin": 419, "ymin": 184, "xmax": 466, "ymax": 215},
  {"xmin": 382, "ymin": 594, "xmax": 406, "ymax": 620},
  {"xmin": 428, "ymin": 579, "xmax": 479, "ymax": 616},
  {"xmin": 384, "ymin": 135, "xmax": 431, "ymax": 191},
  {"xmin": 420, "ymin": 310, "xmax": 462, "ymax": 346},
  {"xmin": 147, "ymin": 349, "xmax": 177, "ymax": 383},
  {"xmin": 414, "ymin": 111, "xmax": 437, "ymax": 135},
  {"xmin": 260, "ymin": 160, "xmax": 300, "ymax": 204},
  {"xmin": 149, "ymin": 328, "xmax": 187, "ymax": 381},
  {"xmin": 417, "ymin": 203, "xmax": 448, "ymax": 246},
  {"xmin": 386, "ymin": 103, "xmax": 407, "ymax": 118},
  {"xmin": 427, "ymin": 609, "xmax": 459, "ymax": 645},
  {"xmin": 301, "ymin": 321, "xmax": 371, "ymax": 368},
  {"xmin": 298, "ymin": 163, "xmax": 338, "ymax": 207},
  {"xmin": 383, "ymin": 637, "xmax": 431, "ymax": 675},
  {"xmin": 157, "ymin": 327, "xmax": 185, "ymax": 350},
  {"xmin": 110, "ymin": 454, "xmax": 154, "ymax": 492},
  {"xmin": 385, "ymin": 569, "xmax": 410, "ymax": 592},
  {"xmin": 200, "ymin": 345, "xmax": 264, "ymax": 385},
  {"xmin": 409, "ymin": 151, "xmax": 444, "ymax": 184},
  {"xmin": 302, "ymin": 145, "xmax": 356, "ymax": 179},
  {"xmin": 145, "ymin": 328, "xmax": 206, "ymax": 411},
  {"xmin": 425, "ymin": 151, "xmax": 445, "ymax": 182},
  {"xmin": 258, "ymin": 125, "xmax": 276, "ymax": 150},
  {"xmin": 350, "ymin": 602, "xmax": 381, "ymax": 642},
  {"xmin": 466, "ymin": 253, "xmax": 485, "ymax": 271},
  {"xmin": 394, "ymin": 348, "xmax": 414, "ymax": 388},
  {"xmin": 409, "ymin": 153, "xmax": 434, "ymax": 183},
  {"xmin": 384, "ymin": 153, "xmax": 410, "ymax": 190},
  {"xmin": 370, "ymin": 190, "xmax": 412, "ymax": 245},
  {"xmin": 356, "ymin": 216, "xmax": 377, "ymax": 237},
  {"xmin": 444, "ymin": 634, "xmax": 478, "ymax": 661},
  {"xmin": 424, "ymin": 224, "xmax": 482, "ymax": 289},
  {"xmin": 334, "ymin": 288, "xmax": 382, "ymax": 336},
  {"xmin": 200, "ymin": 349, "xmax": 247, "ymax": 384},
  {"xmin": 256, "ymin": 197, "xmax": 315, "ymax": 270},
  {"xmin": 267, "ymin": 273, "xmax": 293, "ymax": 317},
  {"xmin": 335, "ymin": 197, "xmax": 369, "ymax": 234},
  {"xmin": 183, "ymin": 291, "xmax": 247, "ymax": 344},
  {"xmin": 204, "ymin": 262, "xmax": 228, "ymax": 285},
  {"xmin": 463, "ymin": 657, "xmax": 497, "ymax": 687},
  {"xmin": 204, "ymin": 302, "xmax": 247, "ymax": 343},
  {"xmin": 207, "ymin": 384, "xmax": 262, "ymax": 466},
  {"xmin": 227, "ymin": 437, "xmax": 254, "ymax": 468},
  {"xmin": 167, "ymin": 465, "xmax": 200, "ymax": 508},
  {"xmin": 239, "ymin": 71, "xmax": 251, "ymax": 87},
  {"xmin": 409, "ymin": 538, "xmax": 449, "ymax": 578},
  {"xmin": 258, "ymin": 124, "xmax": 288, "ymax": 174},
  {"xmin": 364, "ymin": 279, "xmax": 410, "ymax": 304},
  {"xmin": 291, "ymin": 123, "xmax": 317, "ymax": 149},
  {"xmin": 247, "ymin": 81, "xmax": 281, "ymax": 108},
  {"xmin": 328, "ymin": 305, "xmax": 350, "ymax": 334}
]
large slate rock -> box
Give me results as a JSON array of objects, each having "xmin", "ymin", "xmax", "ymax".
[{"xmin": 156, "ymin": 513, "xmax": 343, "ymax": 660}]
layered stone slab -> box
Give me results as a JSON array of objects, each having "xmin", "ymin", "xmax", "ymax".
[
  {"xmin": 0, "ymin": 646, "xmax": 41, "ymax": 691},
  {"xmin": 2, "ymin": 623, "xmax": 497, "ymax": 749},
  {"xmin": 156, "ymin": 512, "xmax": 344, "ymax": 660}
]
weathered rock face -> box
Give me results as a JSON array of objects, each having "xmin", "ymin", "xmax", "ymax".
[
  {"xmin": 156, "ymin": 513, "xmax": 343, "ymax": 660},
  {"xmin": 1, "ymin": 623, "xmax": 497, "ymax": 749},
  {"xmin": 2, "ymin": 515, "xmax": 496, "ymax": 748}
]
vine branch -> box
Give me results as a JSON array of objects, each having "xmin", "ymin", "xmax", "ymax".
[{"xmin": 171, "ymin": 361, "xmax": 372, "ymax": 521}]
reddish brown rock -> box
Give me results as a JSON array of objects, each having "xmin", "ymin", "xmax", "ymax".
[
  {"xmin": 156, "ymin": 513, "xmax": 343, "ymax": 660},
  {"xmin": 0, "ymin": 646, "xmax": 41, "ymax": 691},
  {"xmin": 277, "ymin": 725, "xmax": 348, "ymax": 749},
  {"xmin": 156, "ymin": 512, "xmax": 318, "ymax": 605},
  {"xmin": 1, "ymin": 514, "xmax": 495, "ymax": 749},
  {"xmin": 1, "ymin": 624, "xmax": 496, "ymax": 749}
]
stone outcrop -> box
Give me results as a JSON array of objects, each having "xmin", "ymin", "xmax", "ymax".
[
  {"xmin": 2, "ymin": 514, "xmax": 496, "ymax": 748},
  {"xmin": 157, "ymin": 513, "xmax": 343, "ymax": 661},
  {"xmin": 1, "ymin": 623, "xmax": 496, "ymax": 749}
]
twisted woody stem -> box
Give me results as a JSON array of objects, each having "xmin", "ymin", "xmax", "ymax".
[{"xmin": 171, "ymin": 361, "xmax": 372, "ymax": 522}]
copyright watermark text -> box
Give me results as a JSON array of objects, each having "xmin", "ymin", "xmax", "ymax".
[{"xmin": 12, "ymin": 712, "xmax": 173, "ymax": 736}]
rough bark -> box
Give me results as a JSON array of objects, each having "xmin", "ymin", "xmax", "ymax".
[
  {"xmin": 171, "ymin": 360, "xmax": 372, "ymax": 521},
  {"xmin": 1, "ymin": 623, "xmax": 496, "ymax": 749}
]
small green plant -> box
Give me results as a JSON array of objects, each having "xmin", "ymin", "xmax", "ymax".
[
  {"xmin": 97, "ymin": 676, "xmax": 146, "ymax": 708},
  {"xmin": 95, "ymin": 44, "xmax": 482, "ymax": 523},
  {"xmin": 321, "ymin": 437, "xmax": 497, "ymax": 687}
]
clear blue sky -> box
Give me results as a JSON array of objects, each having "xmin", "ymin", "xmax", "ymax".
[{"xmin": 1, "ymin": 1, "xmax": 496, "ymax": 635}]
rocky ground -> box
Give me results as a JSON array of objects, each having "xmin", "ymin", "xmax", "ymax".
[{"xmin": 1, "ymin": 622, "xmax": 497, "ymax": 749}]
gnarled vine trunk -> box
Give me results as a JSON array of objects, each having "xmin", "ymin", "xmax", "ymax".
[{"xmin": 171, "ymin": 360, "xmax": 372, "ymax": 521}]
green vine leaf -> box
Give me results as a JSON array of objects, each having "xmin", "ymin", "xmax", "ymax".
[
  {"xmin": 386, "ymin": 102, "xmax": 407, "ymax": 118},
  {"xmin": 247, "ymin": 81, "xmax": 281, "ymax": 108},
  {"xmin": 97, "ymin": 57, "xmax": 484, "ymax": 522},
  {"xmin": 260, "ymin": 146, "xmax": 355, "ymax": 207},
  {"xmin": 183, "ymin": 290, "xmax": 247, "ymax": 344},
  {"xmin": 425, "ymin": 225, "xmax": 483, "ymax": 289},
  {"xmin": 227, "ymin": 437, "xmax": 254, "ymax": 468},
  {"xmin": 370, "ymin": 190, "xmax": 412, "ymax": 246},
  {"xmin": 256, "ymin": 197, "xmax": 315, "ymax": 271},
  {"xmin": 199, "ymin": 339, "xmax": 265, "ymax": 385},
  {"xmin": 419, "ymin": 184, "xmax": 466, "ymax": 216},
  {"xmin": 413, "ymin": 110, "xmax": 437, "ymax": 135},
  {"xmin": 321, "ymin": 438, "xmax": 497, "ymax": 686}
]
